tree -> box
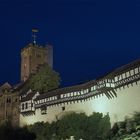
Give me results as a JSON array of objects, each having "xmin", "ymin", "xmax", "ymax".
[
  {"xmin": 110, "ymin": 112, "xmax": 140, "ymax": 140},
  {"xmin": 25, "ymin": 64, "xmax": 60, "ymax": 93},
  {"xmin": 133, "ymin": 112, "xmax": 140, "ymax": 125},
  {"xmin": 28, "ymin": 112, "xmax": 111, "ymax": 140},
  {"xmin": 85, "ymin": 112, "xmax": 110, "ymax": 140},
  {"xmin": 98, "ymin": 113, "xmax": 111, "ymax": 139},
  {"xmin": 56, "ymin": 112, "xmax": 87, "ymax": 140}
]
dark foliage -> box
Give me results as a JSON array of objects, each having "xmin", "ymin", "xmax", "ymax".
[
  {"xmin": 110, "ymin": 112, "xmax": 140, "ymax": 139},
  {"xmin": 22, "ymin": 64, "xmax": 61, "ymax": 93},
  {"xmin": 28, "ymin": 112, "xmax": 111, "ymax": 140},
  {"xmin": 0, "ymin": 121, "xmax": 36, "ymax": 140}
]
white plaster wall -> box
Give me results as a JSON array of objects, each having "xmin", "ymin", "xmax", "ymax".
[{"xmin": 20, "ymin": 81, "xmax": 140, "ymax": 126}]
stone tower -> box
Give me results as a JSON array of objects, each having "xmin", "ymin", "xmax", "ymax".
[
  {"xmin": 21, "ymin": 43, "xmax": 53, "ymax": 82},
  {"xmin": 0, "ymin": 83, "xmax": 20, "ymax": 127}
]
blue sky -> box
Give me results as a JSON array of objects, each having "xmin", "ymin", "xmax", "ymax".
[{"xmin": 0, "ymin": 0, "xmax": 139, "ymax": 86}]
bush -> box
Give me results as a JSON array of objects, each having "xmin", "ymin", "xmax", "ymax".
[
  {"xmin": 28, "ymin": 112, "xmax": 111, "ymax": 140},
  {"xmin": 0, "ymin": 121, "xmax": 36, "ymax": 140}
]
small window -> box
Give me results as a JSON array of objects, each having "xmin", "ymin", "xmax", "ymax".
[
  {"xmin": 62, "ymin": 106, "xmax": 65, "ymax": 111},
  {"xmin": 135, "ymin": 68, "xmax": 138, "ymax": 74},
  {"xmin": 7, "ymin": 98, "xmax": 11, "ymax": 103},
  {"xmin": 77, "ymin": 92, "xmax": 80, "ymax": 95},
  {"xmin": 15, "ymin": 98, "xmax": 18, "ymax": 102},
  {"xmin": 22, "ymin": 104, "xmax": 24, "ymax": 110},
  {"xmin": 71, "ymin": 92, "xmax": 73, "ymax": 96},
  {"xmin": 60, "ymin": 94, "xmax": 63, "ymax": 98},
  {"xmin": 74, "ymin": 92, "xmax": 77, "ymax": 96},
  {"xmin": 130, "ymin": 70, "xmax": 134, "ymax": 75},
  {"xmin": 81, "ymin": 90, "xmax": 84, "ymax": 95},
  {"xmin": 84, "ymin": 90, "xmax": 87, "ymax": 94},
  {"xmin": 25, "ymin": 103, "xmax": 28, "ymax": 109},
  {"xmin": 91, "ymin": 87, "xmax": 94, "ymax": 91}
]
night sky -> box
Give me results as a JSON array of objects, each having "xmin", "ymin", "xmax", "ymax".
[{"xmin": 0, "ymin": 0, "xmax": 140, "ymax": 87}]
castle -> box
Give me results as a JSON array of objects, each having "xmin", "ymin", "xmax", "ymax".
[{"xmin": 0, "ymin": 38, "xmax": 140, "ymax": 127}]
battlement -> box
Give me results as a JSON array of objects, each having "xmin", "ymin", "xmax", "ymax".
[{"xmin": 21, "ymin": 43, "xmax": 49, "ymax": 52}]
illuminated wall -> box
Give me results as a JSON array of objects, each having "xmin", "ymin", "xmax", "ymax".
[{"xmin": 20, "ymin": 81, "xmax": 140, "ymax": 126}]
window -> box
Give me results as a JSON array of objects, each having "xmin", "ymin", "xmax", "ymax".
[
  {"xmin": 126, "ymin": 72, "xmax": 130, "ymax": 77},
  {"xmin": 74, "ymin": 92, "xmax": 77, "ymax": 96},
  {"xmin": 122, "ymin": 73, "xmax": 126, "ymax": 79},
  {"xmin": 25, "ymin": 103, "xmax": 28, "ymax": 109},
  {"xmin": 84, "ymin": 90, "xmax": 87, "ymax": 94},
  {"xmin": 91, "ymin": 87, "xmax": 94, "ymax": 91},
  {"xmin": 61, "ymin": 94, "xmax": 63, "ymax": 98},
  {"xmin": 7, "ymin": 98, "xmax": 11, "ymax": 103},
  {"xmin": 71, "ymin": 92, "xmax": 73, "ymax": 96},
  {"xmin": 15, "ymin": 98, "xmax": 18, "ymax": 102},
  {"xmin": 81, "ymin": 90, "xmax": 84, "ymax": 95},
  {"xmin": 135, "ymin": 68, "xmax": 138, "ymax": 74},
  {"xmin": 77, "ymin": 92, "xmax": 80, "ymax": 95},
  {"xmin": 22, "ymin": 104, "xmax": 24, "ymax": 110},
  {"xmin": 130, "ymin": 70, "xmax": 134, "ymax": 75},
  {"xmin": 62, "ymin": 106, "xmax": 65, "ymax": 111}
]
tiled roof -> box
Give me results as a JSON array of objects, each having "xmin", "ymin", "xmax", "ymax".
[
  {"xmin": 36, "ymin": 80, "xmax": 96, "ymax": 100},
  {"xmin": 20, "ymin": 58, "xmax": 140, "ymax": 102},
  {"xmin": 96, "ymin": 59, "xmax": 140, "ymax": 80}
]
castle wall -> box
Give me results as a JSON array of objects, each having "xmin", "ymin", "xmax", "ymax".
[{"xmin": 20, "ymin": 81, "xmax": 140, "ymax": 126}]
